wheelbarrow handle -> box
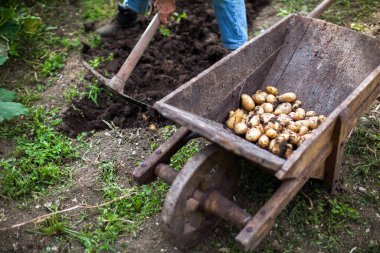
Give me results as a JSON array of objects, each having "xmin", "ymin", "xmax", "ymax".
[
  {"xmin": 113, "ymin": 13, "xmax": 161, "ymax": 88},
  {"xmin": 308, "ymin": 0, "xmax": 335, "ymax": 18}
]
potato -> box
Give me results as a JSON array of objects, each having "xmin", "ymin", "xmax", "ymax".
[
  {"xmin": 252, "ymin": 93, "xmax": 266, "ymax": 104},
  {"xmin": 256, "ymin": 124, "xmax": 265, "ymax": 134},
  {"xmin": 245, "ymin": 128, "xmax": 262, "ymax": 142},
  {"xmin": 258, "ymin": 134, "xmax": 270, "ymax": 149},
  {"xmin": 306, "ymin": 111, "xmax": 317, "ymax": 117},
  {"xmin": 308, "ymin": 116, "xmax": 319, "ymax": 129},
  {"xmin": 277, "ymin": 114, "xmax": 293, "ymax": 126},
  {"xmin": 278, "ymin": 132, "xmax": 290, "ymax": 141},
  {"xmin": 288, "ymin": 131, "xmax": 301, "ymax": 146},
  {"xmin": 260, "ymin": 113, "xmax": 275, "ymax": 123},
  {"xmin": 262, "ymin": 103, "xmax": 274, "ymax": 113},
  {"xmin": 292, "ymin": 103, "xmax": 300, "ymax": 111},
  {"xmin": 319, "ymin": 115, "xmax": 327, "ymax": 123},
  {"xmin": 265, "ymin": 94, "xmax": 277, "ymax": 104},
  {"xmin": 278, "ymin": 92, "xmax": 297, "ymax": 103},
  {"xmin": 292, "ymin": 108, "xmax": 306, "ymax": 121},
  {"xmin": 226, "ymin": 109, "xmax": 244, "ymax": 129},
  {"xmin": 265, "ymin": 128, "xmax": 278, "ymax": 139},
  {"xmin": 247, "ymin": 115, "xmax": 260, "ymax": 127},
  {"xmin": 295, "ymin": 119, "xmax": 310, "ymax": 128},
  {"xmin": 269, "ymin": 137, "xmax": 288, "ymax": 156},
  {"xmin": 241, "ymin": 94, "xmax": 255, "ymax": 111},
  {"xmin": 298, "ymin": 126, "xmax": 309, "ymax": 136},
  {"xmin": 274, "ymin": 103, "xmax": 292, "ymax": 115},
  {"xmin": 254, "ymin": 105, "xmax": 264, "ymax": 115},
  {"xmin": 234, "ymin": 122, "xmax": 249, "ymax": 135},
  {"xmin": 263, "ymin": 121, "xmax": 274, "ymax": 131},
  {"xmin": 265, "ymin": 86, "xmax": 279, "ymax": 96},
  {"xmin": 287, "ymin": 122, "xmax": 300, "ymax": 133},
  {"xmin": 284, "ymin": 144, "xmax": 293, "ymax": 158},
  {"xmin": 229, "ymin": 111, "xmax": 235, "ymax": 118},
  {"xmin": 294, "ymin": 100, "xmax": 302, "ymax": 106},
  {"xmin": 273, "ymin": 121, "xmax": 283, "ymax": 132}
]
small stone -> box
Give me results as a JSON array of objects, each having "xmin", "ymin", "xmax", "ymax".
[
  {"xmin": 132, "ymin": 151, "xmax": 136, "ymax": 155},
  {"xmin": 218, "ymin": 247, "xmax": 230, "ymax": 253},
  {"xmin": 71, "ymin": 198, "xmax": 77, "ymax": 203},
  {"xmin": 51, "ymin": 246, "xmax": 58, "ymax": 251},
  {"xmin": 160, "ymin": 249, "xmax": 165, "ymax": 252},
  {"xmin": 365, "ymin": 228, "xmax": 370, "ymax": 233},
  {"xmin": 358, "ymin": 187, "xmax": 367, "ymax": 193},
  {"xmin": 35, "ymin": 205, "xmax": 40, "ymax": 209}
]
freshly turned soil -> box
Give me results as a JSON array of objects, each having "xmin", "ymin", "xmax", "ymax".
[{"xmin": 61, "ymin": 0, "xmax": 270, "ymax": 137}]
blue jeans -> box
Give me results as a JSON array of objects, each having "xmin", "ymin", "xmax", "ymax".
[{"xmin": 123, "ymin": 0, "xmax": 248, "ymax": 50}]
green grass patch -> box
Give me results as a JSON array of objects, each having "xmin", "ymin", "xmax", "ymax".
[
  {"xmin": 277, "ymin": 0, "xmax": 380, "ymax": 25},
  {"xmin": 81, "ymin": 0, "xmax": 118, "ymax": 22},
  {"xmin": 0, "ymin": 107, "xmax": 78, "ymax": 198}
]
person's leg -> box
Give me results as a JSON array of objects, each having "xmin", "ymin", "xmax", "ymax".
[
  {"xmin": 211, "ymin": 0, "xmax": 248, "ymax": 50},
  {"xmin": 96, "ymin": 0, "xmax": 151, "ymax": 37},
  {"xmin": 123, "ymin": 0, "xmax": 150, "ymax": 14}
]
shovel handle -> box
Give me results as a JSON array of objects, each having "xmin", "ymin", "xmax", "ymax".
[
  {"xmin": 115, "ymin": 13, "xmax": 161, "ymax": 85},
  {"xmin": 308, "ymin": 0, "xmax": 335, "ymax": 18}
]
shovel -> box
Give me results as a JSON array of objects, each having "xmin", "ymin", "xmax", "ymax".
[{"xmin": 82, "ymin": 13, "xmax": 161, "ymax": 108}]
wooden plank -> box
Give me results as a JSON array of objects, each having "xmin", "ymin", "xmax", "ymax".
[
  {"xmin": 155, "ymin": 102, "xmax": 285, "ymax": 172},
  {"xmin": 323, "ymin": 66, "xmax": 380, "ymax": 192},
  {"xmin": 235, "ymin": 143, "xmax": 331, "ymax": 251},
  {"xmin": 264, "ymin": 17, "xmax": 380, "ymax": 116},
  {"xmin": 133, "ymin": 127, "xmax": 192, "ymax": 184}
]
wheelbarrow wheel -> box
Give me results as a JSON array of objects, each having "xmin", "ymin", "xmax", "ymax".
[{"xmin": 161, "ymin": 144, "xmax": 240, "ymax": 249}]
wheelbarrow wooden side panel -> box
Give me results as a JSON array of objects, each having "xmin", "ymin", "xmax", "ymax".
[{"xmin": 155, "ymin": 14, "xmax": 380, "ymax": 179}]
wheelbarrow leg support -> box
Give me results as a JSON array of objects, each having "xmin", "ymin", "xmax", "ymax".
[{"xmin": 133, "ymin": 127, "xmax": 193, "ymax": 185}]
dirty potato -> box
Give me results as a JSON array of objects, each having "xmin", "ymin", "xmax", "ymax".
[
  {"xmin": 265, "ymin": 86, "xmax": 279, "ymax": 96},
  {"xmin": 245, "ymin": 128, "xmax": 262, "ymax": 142},
  {"xmin": 274, "ymin": 103, "xmax": 292, "ymax": 115}
]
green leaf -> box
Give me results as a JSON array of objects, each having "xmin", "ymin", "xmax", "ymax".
[
  {"xmin": 0, "ymin": 7, "xmax": 16, "ymax": 27},
  {"xmin": 20, "ymin": 16, "xmax": 42, "ymax": 34},
  {"xmin": 0, "ymin": 101, "xmax": 28, "ymax": 122},
  {"xmin": 0, "ymin": 55, "xmax": 7, "ymax": 65},
  {"xmin": 0, "ymin": 21, "xmax": 19, "ymax": 41},
  {"xmin": 0, "ymin": 88, "xmax": 15, "ymax": 102}
]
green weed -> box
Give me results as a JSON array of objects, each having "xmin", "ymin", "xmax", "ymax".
[
  {"xmin": 85, "ymin": 83, "xmax": 102, "ymax": 106},
  {"xmin": 159, "ymin": 25, "xmax": 171, "ymax": 37},
  {"xmin": 81, "ymin": 0, "xmax": 118, "ymax": 22},
  {"xmin": 41, "ymin": 52, "xmax": 66, "ymax": 77},
  {"xmin": 171, "ymin": 11, "xmax": 187, "ymax": 23},
  {"xmin": 63, "ymin": 85, "xmax": 81, "ymax": 103},
  {"xmin": 277, "ymin": 0, "xmax": 380, "ymax": 25},
  {"xmin": 170, "ymin": 140, "xmax": 200, "ymax": 170},
  {"xmin": 0, "ymin": 107, "xmax": 78, "ymax": 198},
  {"xmin": 70, "ymin": 161, "xmax": 168, "ymax": 251}
]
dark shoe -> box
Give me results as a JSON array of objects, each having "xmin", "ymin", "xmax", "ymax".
[{"xmin": 95, "ymin": 4, "xmax": 138, "ymax": 37}]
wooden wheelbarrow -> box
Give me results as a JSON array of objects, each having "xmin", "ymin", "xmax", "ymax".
[{"xmin": 133, "ymin": 0, "xmax": 380, "ymax": 251}]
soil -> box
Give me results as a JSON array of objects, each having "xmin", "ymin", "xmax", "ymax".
[{"xmin": 61, "ymin": 0, "xmax": 272, "ymax": 137}]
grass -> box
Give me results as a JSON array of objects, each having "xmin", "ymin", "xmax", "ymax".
[
  {"xmin": 276, "ymin": 0, "xmax": 380, "ymax": 26},
  {"xmin": 81, "ymin": 0, "xmax": 118, "ymax": 22},
  {"xmin": 0, "ymin": 107, "xmax": 79, "ymax": 198}
]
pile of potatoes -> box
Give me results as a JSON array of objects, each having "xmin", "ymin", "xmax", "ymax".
[{"xmin": 226, "ymin": 86, "xmax": 326, "ymax": 159}]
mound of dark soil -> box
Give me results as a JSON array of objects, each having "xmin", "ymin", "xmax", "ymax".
[{"xmin": 61, "ymin": 0, "xmax": 270, "ymax": 137}]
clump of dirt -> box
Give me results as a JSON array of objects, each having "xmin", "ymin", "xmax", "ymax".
[{"xmin": 61, "ymin": 1, "xmax": 271, "ymax": 137}]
